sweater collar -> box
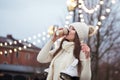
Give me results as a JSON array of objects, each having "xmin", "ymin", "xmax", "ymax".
[{"xmin": 62, "ymin": 41, "xmax": 74, "ymax": 50}]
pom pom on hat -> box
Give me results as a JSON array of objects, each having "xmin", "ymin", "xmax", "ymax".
[{"xmin": 69, "ymin": 22, "xmax": 89, "ymax": 41}]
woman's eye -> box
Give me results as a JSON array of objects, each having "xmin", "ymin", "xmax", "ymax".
[{"xmin": 71, "ymin": 27, "xmax": 75, "ymax": 30}]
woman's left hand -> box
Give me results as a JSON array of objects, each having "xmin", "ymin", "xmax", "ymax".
[{"xmin": 81, "ymin": 43, "xmax": 90, "ymax": 59}]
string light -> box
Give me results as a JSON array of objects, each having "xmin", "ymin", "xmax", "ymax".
[
  {"xmin": 78, "ymin": 0, "xmax": 115, "ymax": 14},
  {"xmin": 23, "ymin": 46, "xmax": 27, "ymax": 49},
  {"xmin": 0, "ymin": 1, "xmax": 72, "ymax": 54},
  {"xmin": 37, "ymin": 40, "xmax": 41, "ymax": 43},
  {"xmin": 96, "ymin": 26, "xmax": 99, "ymax": 30},
  {"xmin": 9, "ymin": 42, "xmax": 12, "ymax": 45},
  {"xmin": 33, "ymin": 42, "xmax": 36, "ymax": 45},
  {"xmin": 0, "ymin": 43, "xmax": 3, "ymax": 46},
  {"xmin": 33, "ymin": 35, "xmax": 37, "ymax": 39},
  {"xmin": 42, "ymin": 37, "xmax": 46, "ymax": 41},
  {"xmin": 78, "ymin": 0, "xmax": 115, "ymax": 15},
  {"xmin": 0, "ymin": 30, "xmax": 50, "ymax": 46},
  {"xmin": 9, "ymin": 50, "xmax": 12, "ymax": 53},
  {"xmin": 18, "ymin": 47, "xmax": 22, "ymax": 51},
  {"xmin": 66, "ymin": 15, "xmax": 72, "ymax": 20},
  {"xmin": 100, "ymin": 16, "xmax": 106, "ymax": 20},
  {"xmin": 111, "ymin": 0, "xmax": 116, "ymax": 4},
  {"xmin": 28, "ymin": 44, "xmax": 32, "ymax": 47},
  {"xmin": 64, "ymin": 11, "xmax": 74, "ymax": 27},
  {"xmin": 100, "ymin": 1, "xmax": 104, "ymax": 5},
  {"xmin": 0, "ymin": 0, "xmax": 117, "ymax": 55},
  {"xmin": 28, "ymin": 37, "xmax": 32, "ymax": 41},
  {"xmin": 65, "ymin": 21, "xmax": 70, "ymax": 24},
  {"xmin": 4, "ymin": 51, "xmax": 7, "ymax": 54},
  {"xmin": 64, "ymin": 25, "xmax": 68, "ymax": 28},
  {"xmin": 0, "ymin": 51, "xmax": 3, "ymax": 55},
  {"xmin": 38, "ymin": 33, "xmax": 41, "ymax": 37},
  {"xmin": 78, "ymin": 9, "xmax": 82, "ymax": 13},
  {"xmin": 81, "ymin": 0, "xmax": 102, "ymax": 14},
  {"xmin": 42, "ymin": 32, "xmax": 46, "ymax": 36},
  {"xmin": 14, "ymin": 48, "xmax": 17, "ymax": 52},
  {"xmin": 106, "ymin": 8, "xmax": 111, "ymax": 13},
  {"xmin": 4, "ymin": 42, "xmax": 8, "ymax": 46},
  {"xmin": 47, "ymin": 34, "xmax": 50, "ymax": 38},
  {"xmin": 0, "ymin": 51, "xmax": 3, "ymax": 54},
  {"xmin": 14, "ymin": 41, "xmax": 17, "ymax": 44},
  {"xmin": 78, "ymin": 0, "xmax": 84, "ymax": 22},
  {"xmin": 81, "ymin": 19, "xmax": 84, "ymax": 22},
  {"xmin": 80, "ymin": 14, "xmax": 84, "ymax": 18},
  {"xmin": 23, "ymin": 39, "xmax": 27, "ymax": 42},
  {"xmin": 77, "ymin": 0, "xmax": 110, "ymax": 28},
  {"xmin": 19, "ymin": 40, "xmax": 22, "ymax": 43},
  {"xmin": 97, "ymin": 21, "xmax": 102, "ymax": 26},
  {"xmin": 78, "ymin": 5, "xmax": 82, "ymax": 8},
  {"xmin": 0, "ymin": 31, "xmax": 50, "ymax": 54}
]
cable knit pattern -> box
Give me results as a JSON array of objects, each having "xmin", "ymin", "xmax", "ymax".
[
  {"xmin": 37, "ymin": 39, "xmax": 91, "ymax": 80},
  {"xmin": 70, "ymin": 22, "xmax": 89, "ymax": 41}
]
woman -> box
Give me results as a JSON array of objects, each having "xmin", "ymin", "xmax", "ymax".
[{"xmin": 37, "ymin": 22, "xmax": 95, "ymax": 80}]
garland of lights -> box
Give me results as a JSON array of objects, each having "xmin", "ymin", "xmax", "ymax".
[
  {"xmin": 0, "ymin": 32, "xmax": 51, "ymax": 55},
  {"xmin": 78, "ymin": 0, "xmax": 116, "ymax": 29},
  {"xmin": 0, "ymin": 11, "xmax": 74, "ymax": 55},
  {"xmin": 64, "ymin": 11, "xmax": 74, "ymax": 27},
  {"xmin": 0, "ymin": 0, "xmax": 116, "ymax": 55},
  {"xmin": 80, "ymin": 0, "xmax": 115, "ymax": 14},
  {"xmin": 80, "ymin": 0, "xmax": 102, "ymax": 14}
]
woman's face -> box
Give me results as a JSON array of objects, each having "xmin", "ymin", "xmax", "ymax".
[{"xmin": 65, "ymin": 26, "xmax": 76, "ymax": 41}]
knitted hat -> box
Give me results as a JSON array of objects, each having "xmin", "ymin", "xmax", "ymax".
[{"xmin": 69, "ymin": 22, "xmax": 89, "ymax": 41}]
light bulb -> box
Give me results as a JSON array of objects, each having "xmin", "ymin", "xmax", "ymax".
[
  {"xmin": 33, "ymin": 35, "xmax": 37, "ymax": 39},
  {"xmin": 4, "ymin": 42, "xmax": 8, "ymax": 46},
  {"xmin": 19, "ymin": 40, "xmax": 22, "ymax": 43},
  {"xmin": 18, "ymin": 47, "xmax": 22, "ymax": 50},
  {"xmin": 106, "ymin": 8, "xmax": 111, "ymax": 13},
  {"xmin": 97, "ymin": 21, "xmax": 102, "ymax": 25},
  {"xmin": 101, "ymin": 16, "xmax": 106, "ymax": 20},
  {"xmin": 14, "ymin": 48, "xmax": 17, "ymax": 52},
  {"xmin": 28, "ymin": 37, "xmax": 32, "ymax": 40},
  {"xmin": 23, "ymin": 46, "xmax": 27, "ymax": 49},
  {"xmin": 0, "ymin": 51, "xmax": 3, "ymax": 55},
  {"xmin": 38, "ymin": 33, "xmax": 41, "ymax": 37},
  {"xmin": 14, "ymin": 41, "xmax": 17, "ymax": 44},
  {"xmin": 28, "ymin": 44, "xmax": 32, "ymax": 47},
  {"xmin": 9, "ymin": 50, "xmax": 12, "ymax": 53}
]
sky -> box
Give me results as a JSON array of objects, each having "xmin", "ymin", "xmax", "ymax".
[{"xmin": 0, "ymin": 0, "xmax": 68, "ymax": 42}]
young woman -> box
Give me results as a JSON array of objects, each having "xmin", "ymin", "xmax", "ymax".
[{"xmin": 37, "ymin": 22, "xmax": 96, "ymax": 80}]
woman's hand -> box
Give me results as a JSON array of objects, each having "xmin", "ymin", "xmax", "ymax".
[
  {"xmin": 52, "ymin": 28, "xmax": 65, "ymax": 42},
  {"xmin": 81, "ymin": 43, "xmax": 90, "ymax": 59}
]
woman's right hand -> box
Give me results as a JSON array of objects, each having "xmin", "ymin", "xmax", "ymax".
[{"xmin": 52, "ymin": 28, "xmax": 65, "ymax": 42}]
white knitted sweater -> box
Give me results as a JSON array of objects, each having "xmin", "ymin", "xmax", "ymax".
[{"xmin": 37, "ymin": 39, "xmax": 91, "ymax": 80}]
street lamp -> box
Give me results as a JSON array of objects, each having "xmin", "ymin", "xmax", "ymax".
[
  {"xmin": 48, "ymin": 25, "xmax": 58, "ymax": 36},
  {"xmin": 66, "ymin": 0, "xmax": 77, "ymax": 11}
]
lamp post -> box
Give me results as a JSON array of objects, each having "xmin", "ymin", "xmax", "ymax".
[
  {"xmin": 48, "ymin": 25, "xmax": 58, "ymax": 36},
  {"xmin": 66, "ymin": 0, "xmax": 77, "ymax": 22},
  {"xmin": 66, "ymin": 0, "xmax": 77, "ymax": 11}
]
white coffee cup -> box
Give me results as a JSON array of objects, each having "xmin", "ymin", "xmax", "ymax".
[{"xmin": 56, "ymin": 28, "xmax": 69, "ymax": 36}]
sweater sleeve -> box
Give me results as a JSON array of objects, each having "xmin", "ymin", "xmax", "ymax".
[
  {"xmin": 37, "ymin": 39, "xmax": 57, "ymax": 63},
  {"xmin": 79, "ymin": 51, "xmax": 91, "ymax": 80}
]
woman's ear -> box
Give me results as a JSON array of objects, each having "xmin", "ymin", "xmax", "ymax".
[{"xmin": 88, "ymin": 25, "xmax": 98, "ymax": 37}]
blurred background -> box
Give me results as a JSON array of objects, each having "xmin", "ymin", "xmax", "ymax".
[{"xmin": 0, "ymin": 0, "xmax": 120, "ymax": 80}]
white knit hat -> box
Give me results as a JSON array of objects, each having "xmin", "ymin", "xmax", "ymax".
[{"xmin": 69, "ymin": 22, "xmax": 89, "ymax": 41}]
